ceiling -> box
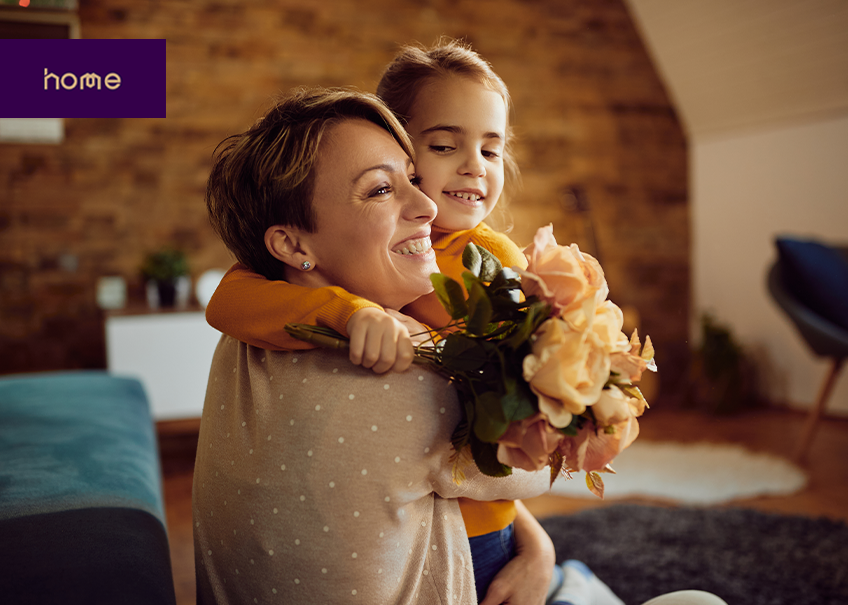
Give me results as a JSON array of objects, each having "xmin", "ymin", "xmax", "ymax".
[{"xmin": 624, "ymin": 0, "xmax": 848, "ymax": 137}]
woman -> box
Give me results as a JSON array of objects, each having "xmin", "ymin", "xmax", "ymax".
[{"xmin": 193, "ymin": 87, "xmax": 553, "ymax": 605}]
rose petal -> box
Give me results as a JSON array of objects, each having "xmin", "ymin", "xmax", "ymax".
[{"xmin": 496, "ymin": 414, "xmax": 564, "ymax": 471}]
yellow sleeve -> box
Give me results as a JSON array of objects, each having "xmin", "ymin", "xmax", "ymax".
[
  {"xmin": 205, "ymin": 264, "xmax": 383, "ymax": 351},
  {"xmin": 469, "ymin": 223, "xmax": 529, "ymax": 271}
]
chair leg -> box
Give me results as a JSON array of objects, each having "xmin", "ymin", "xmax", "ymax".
[{"xmin": 794, "ymin": 358, "xmax": 845, "ymax": 462}]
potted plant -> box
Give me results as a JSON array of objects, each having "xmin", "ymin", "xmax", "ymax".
[
  {"xmin": 689, "ymin": 313, "xmax": 762, "ymax": 414},
  {"xmin": 140, "ymin": 248, "xmax": 190, "ymax": 308}
]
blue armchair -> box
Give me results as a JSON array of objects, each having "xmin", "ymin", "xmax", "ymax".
[{"xmin": 767, "ymin": 237, "xmax": 848, "ymax": 461}]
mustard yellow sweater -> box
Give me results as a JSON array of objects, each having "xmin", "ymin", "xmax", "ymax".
[{"xmin": 204, "ymin": 222, "xmax": 529, "ymax": 537}]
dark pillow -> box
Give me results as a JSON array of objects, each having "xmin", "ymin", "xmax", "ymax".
[{"xmin": 776, "ymin": 237, "xmax": 848, "ymax": 332}]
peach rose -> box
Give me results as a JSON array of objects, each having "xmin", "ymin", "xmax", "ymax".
[
  {"xmin": 516, "ymin": 225, "xmax": 608, "ymax": 325},
  {"xmin": 591, "ymin": 300, "xmax": 630, "ymax": 354},
  {"xmin": 557, "ymin": 415, "xmax": 640, "ymax": 473},
  {"xmin": 496, "ymin": 413, "xmax": 564, "ymax": 471},
  {"xmin": 610, "ymin": 330, "xmax": 656, "ymax": 383},
  {"xmin": 591, "ymin": 386, "xmax": 646, "ymax": 427},
  {"xmin": 522, "ymin": 318, "xmax": 610, "ymax": 428}
]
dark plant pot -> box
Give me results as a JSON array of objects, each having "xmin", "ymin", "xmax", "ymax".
[{"xmin": 156, "ymin": 280, "xmax": 177, "ymax": 307}]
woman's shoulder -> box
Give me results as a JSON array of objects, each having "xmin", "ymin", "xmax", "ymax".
[{"xmin": 215, "ymin": 343, "xmax": 459, "ymax": 415}]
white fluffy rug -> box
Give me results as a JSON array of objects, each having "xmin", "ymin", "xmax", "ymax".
[{"xmin": 548, "ymin": 441, "xmax": 808, "ymax": 505}]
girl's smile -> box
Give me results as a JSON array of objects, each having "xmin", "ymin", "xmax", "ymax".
[{"xmin": 405, "ymin": 76, "xmax": 507, "ymax": 232}]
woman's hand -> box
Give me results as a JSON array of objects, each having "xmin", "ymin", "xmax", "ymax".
[
  {"xmin": 346, "ymin": 307, "xmax": 415, "ymax": 374},
  {"xmin": 480, "ymin": 501, "xmax": 556, "ymax": 605}
]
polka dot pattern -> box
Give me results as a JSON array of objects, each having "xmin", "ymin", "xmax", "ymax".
[{"xmin": 192, "ymin": 344, "xmax": 542, "ymax": 604}]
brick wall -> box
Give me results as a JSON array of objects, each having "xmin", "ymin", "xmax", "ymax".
[{"xmin": 0, "ymin": 0, "xmax": 688, "ymax": 395}]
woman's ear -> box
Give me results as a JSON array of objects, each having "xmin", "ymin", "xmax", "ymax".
[{"xmin": 264, "ymin": 225, "xmax": 313, "ymax": 271}]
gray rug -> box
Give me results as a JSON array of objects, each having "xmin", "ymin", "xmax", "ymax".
[{"xmin": 540, "ymin": 504, "xmax": 848, "ymax": 605}]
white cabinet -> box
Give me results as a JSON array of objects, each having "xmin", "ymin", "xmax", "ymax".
[{"xmin": 105, "ymin": 309, "xmax": 222, "ymax": 420}]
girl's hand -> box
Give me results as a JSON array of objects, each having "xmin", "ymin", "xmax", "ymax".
[
  {"xmin": 346, "ymin": 307, "xmax": 415, "ymax": 374},
  {"xmin": 384, "ymin": 309, "xmax": 432, "ymax": 346},
  {"xmin": 479, "ymin": 501, "xmax": 556, "ymax": 605}
]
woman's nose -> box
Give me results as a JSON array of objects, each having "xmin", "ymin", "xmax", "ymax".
[{"xmin": 404, "ymin": 183, "xmax": 438, "ymax": 223}]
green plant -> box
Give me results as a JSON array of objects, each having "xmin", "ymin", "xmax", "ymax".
[
  {"xmin": 140, "ymin": 248, "xmax": 189, "ymax": 282},
  {"xmin": 690, "ymin": 313, "xmax": 761, "ymax": 414}
]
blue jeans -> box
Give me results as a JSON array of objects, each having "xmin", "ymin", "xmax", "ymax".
[{"xmin": 468, "ymin": 523, "xmax": 516, "ymax": 603}]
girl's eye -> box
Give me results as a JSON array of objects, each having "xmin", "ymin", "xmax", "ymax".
[
  {"xmin": 429, "ymin": 145, "xmax": 455, "ymax": 154},
  {"xmin": 482, "ymin": 149, "xmax": 502, "ymax": 159}
]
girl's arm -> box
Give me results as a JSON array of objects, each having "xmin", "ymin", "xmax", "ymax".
[
  {"xmin": 205, "ymin": 264, "xmax": 417, "ymax": 373},
  {"xmin": 480, "ymin": 500, "xmax": 556, "ymax": 605},
  {"xmin": 205, "ymin": 264, "xmax": 381, "ymax": 349}
]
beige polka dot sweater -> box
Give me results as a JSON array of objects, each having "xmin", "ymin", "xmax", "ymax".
[{"xmin": 193, "ymin": 336, "xmax": 550, "ymax": 604}]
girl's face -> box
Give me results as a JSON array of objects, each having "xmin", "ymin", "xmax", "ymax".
[{"xmin": 405, "ymin": 76, "xmax": 507, "ymax": 232}]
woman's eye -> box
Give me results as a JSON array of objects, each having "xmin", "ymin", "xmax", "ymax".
[
  {"xmin": 409, "ymin": 175, "xmax": 423, "ymax": 188},
  {"xmin": 370, "ymin": 185, "xmax": 392, "ymax": 197}
]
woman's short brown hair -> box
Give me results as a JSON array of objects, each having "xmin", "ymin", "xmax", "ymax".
[
  {"xmin": 376, "ymin": 38, "xmax": 520, "ymax": 212},
  {"xmin": 206, "ymin": 87, "xmax": 415, "ymax": 280}
]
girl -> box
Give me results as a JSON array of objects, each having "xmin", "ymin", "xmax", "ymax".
[{"xmin": 205, "ymin": 40, "xmax": 611, "ymax": 605}]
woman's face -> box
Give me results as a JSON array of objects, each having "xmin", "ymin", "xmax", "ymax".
[
  {"xmin": 306, "ymin": 119, "xmax": 439, "ymax": 310},
  {"xmin": 405, "ymin": 76, "xmax": 507, "ymax": 232}
]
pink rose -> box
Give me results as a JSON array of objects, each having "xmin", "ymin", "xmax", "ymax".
[
  {"xmin": 557, "ymin": 415, "xmax": 640, "ymax": 473},
  {"xmin": 496, "ymin": 413, "xmax": 564, "ymax": 471},
  {"xmin": 522, "ymin": 318, "xmax": 610, "ymax": 428},
  {"xmin": 516, "ymin": 225, "xmax": 608, "ymax": 324}
]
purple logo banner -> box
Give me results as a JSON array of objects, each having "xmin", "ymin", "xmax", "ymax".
[{"xmin": 0, "ymin": 39, "xmax": 166, "ymax": 118}]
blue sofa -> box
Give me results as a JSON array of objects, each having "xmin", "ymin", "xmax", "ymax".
[{"xmin": 0, "ymin": 371, "xmax": 177, "ymax": 604}]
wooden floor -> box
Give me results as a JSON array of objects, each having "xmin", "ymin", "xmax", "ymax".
[{"xmin": 159, "ymin": 407, "xmax": 848, "ymax": 605}]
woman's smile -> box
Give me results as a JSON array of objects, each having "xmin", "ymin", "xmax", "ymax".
[
  {"xmin": 391, "ymin": 235, "xmax": 434, "ymax": 256},
  {"xmin": 303, "ymin": 118, "xmax": 440, "ymax": 310}
]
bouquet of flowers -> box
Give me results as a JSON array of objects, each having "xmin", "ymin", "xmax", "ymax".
[{"xmin": 287, "ymin": 225, "xmax": 656, "ymax": 497}]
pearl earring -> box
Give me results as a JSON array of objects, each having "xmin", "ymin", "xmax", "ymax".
[{"xmin": 301, "ymin": 261, "xmax": 311, "ymax": 271}]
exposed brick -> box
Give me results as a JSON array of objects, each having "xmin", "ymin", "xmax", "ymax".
[{"xmin": 0, "ymin": 0, "xmax": 688, "ymax": 400}]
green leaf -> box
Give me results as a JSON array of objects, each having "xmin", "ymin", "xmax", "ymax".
[
  {"xmin": 466, "ymin": 279, "xmax": 493, "ymax": 336},
  {"xmin": 462, "ymin": 243, "xmax": 483, "ymax": 277},
  {"xmin": 461, "ymin": 243, "xmax": 504, "ymax": 282},
  {"xmin": 506, "ymin": 301, "xmax": 550, "ymax": 349},
  {"xmin": 488, "ymin": 295, "xmax": 525, "ymax": 324},
  {"xmin": 440, "ymin": 334, "xmax": 488, "ymax": 372},
  {"xmin": 501, "ymin": 378, "xmax": 536, "ymax": 422},
  {"xmin": 473, "ymin": 391, "xmax": 508, "ymax": 442},
  {"xmin": 488, "ymin": 268, "xmax": 521, "ymax": 298},
  {"xmin": 430, "ymin": 273, "xmax": 468, "ymax": 320},
  {"xmin": 477, "ymin": 245, "xmax": 503, "ymax": 282},
  {"xmin": 470, "ymin": 436, "xmax": 512, "ymax": 477}
]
